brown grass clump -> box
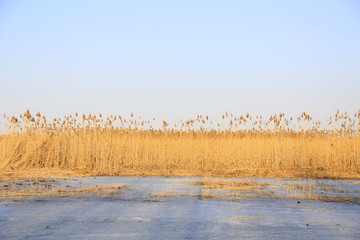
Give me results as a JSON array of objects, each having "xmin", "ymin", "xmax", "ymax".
[
  {"xmin": 0, "ymin": 183, "xmax": 127, "ymax": 200},
  {"xmin": 190, "ymin": 178, "xmax": 270, "ymax": 191},
  {"xmin": 62, "ymin": 185, "xmax": 127, "ymax": 192},
  {"xmin": 284, "ymin": 179, "xmax": 358, "ymax": 202},
  {"xmin": 1, "ymin": 110, "xmax": 360, "ymax": 180},
  {"xmin": 154, "ymin": 178, "xmax": 360, "ymax": 204}
]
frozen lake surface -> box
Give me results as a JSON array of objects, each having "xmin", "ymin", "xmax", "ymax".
[{"xmin": 1, "ymin": 177, "xmax": 359, "ymax": 239}]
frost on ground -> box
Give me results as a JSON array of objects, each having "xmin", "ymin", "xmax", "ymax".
[{"xmin": 0, "ymin": 177, "xmax": 359, "ymax": 240}]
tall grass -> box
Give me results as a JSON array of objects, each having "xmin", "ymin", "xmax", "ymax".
[{"xmin": 1, "ymin": 110, "xmax": 360, "ymax": 179}]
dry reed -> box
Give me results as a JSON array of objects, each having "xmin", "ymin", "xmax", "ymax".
[{"xmin": 1, "ymin": 110, "xmax": 360, "ymax": 179}]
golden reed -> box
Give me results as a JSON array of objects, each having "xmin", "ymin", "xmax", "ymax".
[{"xmin": 1, "ymin": 110, "xmax": 359, "ymax": 179}]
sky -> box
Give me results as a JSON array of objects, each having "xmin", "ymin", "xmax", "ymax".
[{"xmin": 0, "ymin": 0, "xmax": 359, "ymax": 124}]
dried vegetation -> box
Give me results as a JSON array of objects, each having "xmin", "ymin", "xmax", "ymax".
[
  {"xmin": 1, "ymin": 110, "xmax": 360, "ymax": 180},
  {"xmin": 0, "ymin": 178, "xmax": 127, "ymax": 200},
  {"xmin": 154, "ymin": 178, "xmax": 360, "ymax": 204}
]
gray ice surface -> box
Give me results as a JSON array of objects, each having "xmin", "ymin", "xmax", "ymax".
[{"xmin": 0, "ymin": 177, "xmax": 359, "ymax": 240}]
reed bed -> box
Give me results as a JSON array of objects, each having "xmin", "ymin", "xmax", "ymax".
[{"xmin": 1, "ymin": 110, "xmax": 360, "ymax": 179}]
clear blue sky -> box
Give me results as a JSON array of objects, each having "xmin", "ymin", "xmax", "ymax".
[{"xmin": 0, "ymin": 0, "xmax": 359, "ymax": 123}]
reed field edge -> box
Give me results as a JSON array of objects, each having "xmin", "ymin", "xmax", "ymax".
[{"xmin": 1, "ymin": 110, "xmax": 360, "ymax": 180}]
